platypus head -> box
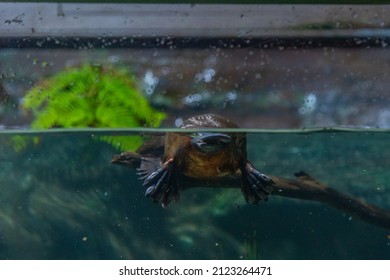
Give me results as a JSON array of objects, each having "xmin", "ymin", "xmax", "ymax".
[{"xmin": 190, "ymin": 132, "xmax": 231, "ymax": 155}]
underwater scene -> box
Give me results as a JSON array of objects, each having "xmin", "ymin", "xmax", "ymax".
[
  {"xmin": 1, "ymin": 3, "xmax": 390, "ymax": 260},
  {"xmin": 0, "ymin": 128, "xmax": 389, "ymax": 259}
]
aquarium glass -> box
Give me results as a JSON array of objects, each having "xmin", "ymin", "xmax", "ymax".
[{"xmin": 0, "ymin": 3, "xmax": 389, "ymax": 259}]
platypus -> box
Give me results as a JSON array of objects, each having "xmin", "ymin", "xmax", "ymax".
[{"xmin": 111, "ymin": 113, "xmax": 274, "ymax": 207}]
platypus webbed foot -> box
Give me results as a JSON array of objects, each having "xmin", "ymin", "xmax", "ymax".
[
  {"xmin": 241, "ymin": 161, "xmax": 274, "ymax": 204},
  {"xmin": 140, "ymin": 158, "xmax": 179, "ymax": 208}
]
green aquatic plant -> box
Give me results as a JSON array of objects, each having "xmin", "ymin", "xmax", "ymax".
[
  {"xmin": 20, "ymin": 64, "xmax": 165, "ymax": 151},
  {"xmin": 243, "ymin": 233, "xmax": 259, "ymax": 260}
]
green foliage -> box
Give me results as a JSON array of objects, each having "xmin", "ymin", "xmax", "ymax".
[
  {"xmin": 243, "ymin": 235, "xmax": 259, "ymax": 260},
  {"xmin": 21, "ymin": 64, "xmax": 165, "ymax": 151}
]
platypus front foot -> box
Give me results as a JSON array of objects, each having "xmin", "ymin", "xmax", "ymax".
[
  {"xmin": 140, "ymin": 158, "xmax": 179, "ymax": 208},
  {"xmin": 241, "ymin": 161, "xmax": 274, "ymax": 204}
]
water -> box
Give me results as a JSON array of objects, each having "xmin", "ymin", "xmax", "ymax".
[{"xmin": 0, "ymin": 129, "xmax": 389, "ymax": 259}]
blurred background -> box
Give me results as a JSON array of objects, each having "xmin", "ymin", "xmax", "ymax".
[
  {"xmin": 0, "ymin": 3, "xmax": 389, "ymax": 260},
  {"xmin": 1, "ymin": 3, "xmax": 390, "ymax": 129}
]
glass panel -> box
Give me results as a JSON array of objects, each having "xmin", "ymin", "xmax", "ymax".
[{"xmin": 0, "ymin": 3, "xmax": 389, "ymax": 260}]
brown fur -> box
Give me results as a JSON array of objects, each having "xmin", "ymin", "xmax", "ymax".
[
  {"xmin": 184, "ymin": 147, "xmax": 239, "ymax": 178},
  {"xmin": 164, "ymin": 132, "xmax": 242, "ymax": 179}
]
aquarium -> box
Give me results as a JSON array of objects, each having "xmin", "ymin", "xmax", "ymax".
[{"xmin": 0, "ymin": 3, "xmax": 389, "ymax": 260}]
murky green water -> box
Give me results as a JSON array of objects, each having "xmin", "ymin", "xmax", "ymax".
[{"xmin": 0, "ymin": 129, "xmax": 389, "ymax": 259}]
